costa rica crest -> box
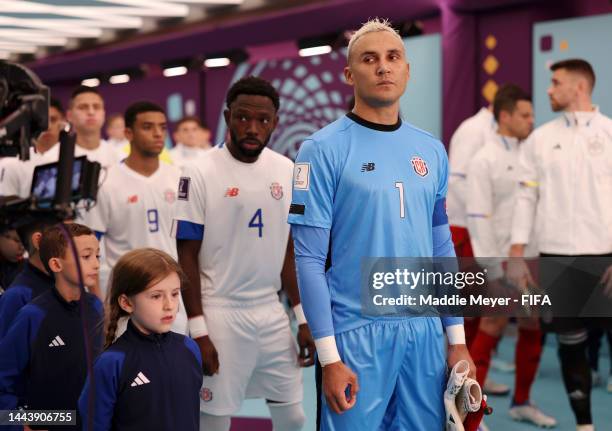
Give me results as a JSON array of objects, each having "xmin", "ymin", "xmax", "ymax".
[
  {"xmin": 270, "ymin": 182, "xmax": 283, "ymax": 200},
  {"xmin": 201, "ymin": 388, "xmax": 213, "ymax": 402},
  {"xmin": 411, "ymin": 156, "xmax": 429, "ymax": 177}
]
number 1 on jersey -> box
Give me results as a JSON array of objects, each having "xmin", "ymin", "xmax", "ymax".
[
  {"xmin": 395, "ymin": 182, "xmax": 405, "ymax": 218},
  {"xmin": 249, "ymin": 208, "xmax": 264, "ymax": 237}
]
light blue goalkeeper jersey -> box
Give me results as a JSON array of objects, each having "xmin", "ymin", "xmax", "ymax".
[{"xmin": 288, "ymin": 113, "xmax": 453, "ymax": 336}]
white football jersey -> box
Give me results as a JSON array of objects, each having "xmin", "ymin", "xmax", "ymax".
[
  {"xmin": 83, "ymin": 162, "xmax": 181, "ymax": 267},
  {"xmin": 82, "ymin": 161, "xmax": 187, "ymax": 333},
  {"xmin": 172, "ymin": 145, "xmax": 293, "ymax": 305}
]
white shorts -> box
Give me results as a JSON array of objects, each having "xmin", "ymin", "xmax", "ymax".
[{"xmin": 200, "ymin": 300, "xmax": 303, "ymax": 415}]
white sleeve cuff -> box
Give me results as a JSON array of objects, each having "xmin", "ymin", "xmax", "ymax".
[
  {"xmin": 314, "ymin": 336, "xmax": 341, "ymax": 366},
  {"xmin": 446, "ymin": 324, "xmax": 466, "ymax": 345},
  {"xmin": 293, "ymin": 304, "xmax": 308, "ymax": 326},
  {"xmin": 188, "ymin": 315, "xmax": 208, "ymax": 338},
  {"xmin": 511, "ymin": 227, "xmax": 531, "ymax": 246}
]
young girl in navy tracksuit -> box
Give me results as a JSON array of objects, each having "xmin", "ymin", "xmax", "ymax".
[{"xmin": 79, "ymin": 248, "xmax": 203, "ymax": 431}]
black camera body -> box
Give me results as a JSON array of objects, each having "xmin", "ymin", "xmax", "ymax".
[
  {"xmin": 0, "ymin": 61, "xmax": 100, "ymax": 230},
  {"xmin": 0, "ymin": 61, "xmax": 49, "ymax": 160}
]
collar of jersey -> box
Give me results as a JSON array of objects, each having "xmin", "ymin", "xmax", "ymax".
[
  {"xmin": 176, "ymin": 143, "xmax": 206, "ymax": 157},
  {"xmin": 125, "ymin": 317, "xmax": 170, "ymax": 345},
  {"xmin": 220, "ymin": 143, "xmax": 264, "ymax": 167},
  {"xmin": 120, "ymin": 160, "xmax": 163, "ymax": 181},
  {"xmin": 497, "ymin": 134, "xmax": 520, "ymax": 150},
  {"xmin": 346, "ymin": 112, "xmax": 401, "ymax": 132},
  {"xmin": 51, "ymin": 286, "xmax": 81, "ymax": 311},
  {"xmin": 562, "ymin": 106, "xmax": 599, "ymax": 127}
]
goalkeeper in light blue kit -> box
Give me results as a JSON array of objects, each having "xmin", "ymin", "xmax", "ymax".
[{"xmin": 288, "ymin": 19, "xmax": 476, "ymax": 430}]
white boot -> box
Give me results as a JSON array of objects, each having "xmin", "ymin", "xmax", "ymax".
[
  {"xmin": 483, "ymin": 377, "xmax": 510, "ymax": 396},
  {"xmin": 445, "ymin": 360, "xmax": 470, "ymax": 431},
  {"xmin": 456, "ymin": 377, "xmax": 483, "ymax": 421}
]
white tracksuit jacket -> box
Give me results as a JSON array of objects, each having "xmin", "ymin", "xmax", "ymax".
[
  {"xmin": 467, "ymin": 133, "xmax": 538, "ymax": 279},
  {"xmin": 511, "ymin": 108, "xmax": 612, "ymax": 255},
  {"xmin": 447, "ymin": 107, "xmax": 497, "ymax": 228}
]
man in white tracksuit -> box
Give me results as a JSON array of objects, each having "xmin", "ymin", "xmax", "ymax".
[
  {"xmin": 446, "ymin": 93, "xmax": 509, "ymax": 399},
  {"xmin": 509, "ymin": 59, "xmax": 612, "ymax": 431},
  {"xmin": 447, "ymin": 106, "xmax": 496, "ymax": 258},
  {"xmin": 466, "ymin": 84, "xmax": 556, "ymax": 428}
]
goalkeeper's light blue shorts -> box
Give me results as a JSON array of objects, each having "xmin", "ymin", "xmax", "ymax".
[{"xmin": 319, "ymin": 317, "xmax": 446, "ymax": 431}]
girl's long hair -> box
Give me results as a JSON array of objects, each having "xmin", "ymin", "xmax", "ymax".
[{"xmin": 104, "ymin": 248, "xmax": 185, "ymax": 348}]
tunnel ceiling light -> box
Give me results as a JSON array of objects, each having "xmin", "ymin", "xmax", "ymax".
[
  {"xmin": 109, "ymin": 74, "xmax": 130, "ymax": 84},
  {"xmin": 81, "ymin": 77, "xmax": 101, "ymax": 87},
  {"xmin": 204, "ymin": 57, "xmax": 230, "ymax": 68},
  {"xmin": 163, "ymin": 65, "xmax": 188, "ymax": 77},
  {"xmin": 298, "ymin": 45, "xmax": 332, "ymax": 57}
]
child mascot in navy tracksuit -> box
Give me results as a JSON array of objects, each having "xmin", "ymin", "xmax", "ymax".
[
  {"xmin": 0, "ymin": 222, "xmax": 104, "ymax": 430},
  {"xmin": 79, "ymin": 248, "xmax": 203, "ymax": 431}
]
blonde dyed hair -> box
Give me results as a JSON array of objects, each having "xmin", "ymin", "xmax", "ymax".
[{"xmin": 347, "ymin": 18, "xmax": 403, "ymax": 63}]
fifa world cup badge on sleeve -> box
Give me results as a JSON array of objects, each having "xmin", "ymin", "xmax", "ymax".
[
  {"xmin": 293, "ymin": 163, "xmax": 310, "ymax": 190},
  {"xmin": 178, "ymin": 177, "xmax": 190, "ymax": 201}
]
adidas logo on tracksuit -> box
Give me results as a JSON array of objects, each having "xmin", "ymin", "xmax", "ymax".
[
  {"xmin": 48, "ymin": 335, "xmax": 66, "ymax": 347},
  {"xmin": 130, "ymin": 372, "xmax": 151, "ymax": 387}
]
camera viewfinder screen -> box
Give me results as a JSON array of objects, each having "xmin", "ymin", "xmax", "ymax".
[{"xmin": 31, "ymin": 157, "xmax": 83, "ymax": 201}]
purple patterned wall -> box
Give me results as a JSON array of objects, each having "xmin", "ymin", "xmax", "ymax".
[
  {"xmin": 205, "ymin": 52, "xmax": 353, "ymax": 160},
  {"xmin": 474, "ymin": 1, "xmax": 610, "ymax": 108}
]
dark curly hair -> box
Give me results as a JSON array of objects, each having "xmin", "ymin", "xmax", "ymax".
[{"xmin": 225, "ymin": 76, "xmax": 280, "ymax": 111}]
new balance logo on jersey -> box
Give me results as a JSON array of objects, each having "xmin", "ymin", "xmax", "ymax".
[
  {"xmin": 225, "ymin": 187, "xmax": 239, "ymax": 197},
  {"xmin": 127, "ymin": 195, "xmax": 138, "ymax": 204},
  {"xmin": 361, "ymin": 162, "xmax": 375, "ymax": 172},
  {"xmin": 130, "ymin": 372, "xmax": 151, "ymax": 387},
  {"xmin": 48, "ymin": 335, "xmax": 66, "ymax": 347}
]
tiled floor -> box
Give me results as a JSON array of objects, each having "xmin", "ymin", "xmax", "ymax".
[{"xmin": 232, "ymin": 334, "xmax": 612, "ymax": 430}]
